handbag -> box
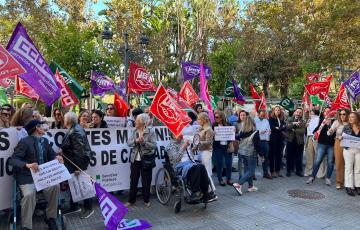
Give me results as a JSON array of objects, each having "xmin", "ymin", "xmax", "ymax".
[
  {"xmin": 227, "ymin": 141, "xmax": 235, "ymax": 153},
  {"xmin": 138, "ymin": 144, "xmax": 156, "ymax": 170}
]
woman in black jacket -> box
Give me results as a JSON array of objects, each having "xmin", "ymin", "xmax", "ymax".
[{"xmin": 268, "ymin": 106, "xmax": 286, "ymax": 178}]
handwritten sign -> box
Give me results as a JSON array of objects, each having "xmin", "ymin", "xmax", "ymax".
[
  {"xmin": 341, "ymin": 133, "xmax": 360, "ymax": 149},
  {"xmin": 104, "ymin": 116, "xmax": 126, "ymax": 128},
  {"xmin": 31, "ymin": 160, "xmax": 71, "ymax": 191},
  {"xmin": 214, "ymin": 126, "xmax": 235, "ymax": 141},
  {"xmin": 68, "ymin": 172, "xmax": 95, "ymax": 202}
]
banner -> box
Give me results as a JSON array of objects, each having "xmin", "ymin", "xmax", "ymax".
[
  {"xmin": 179, "ymin": 81, "xmax": 199, "ymax": 106},
  {"xmin": 68, "ymin": 172, "xmax": 96, "ymax": 202},
  {"xmin": 15, "ymin": 75, "xmax": 40, "ymax": 100},
  {"xmin": 306, "ymin": 73, "xmax": 320, "ymax": 83},
  {"xmin": 55, "ymin": 69, "xmax": 79, "ymax": 107},
  {"xmin": 128, "ymin": 63, "xmax": 156, "ymax": 94},
  {"xmin": 30, "ymin": 159, "xmax": 71, "ymax": 191},
  {"xmin": 279, "ymin": 96, "xmax": 294, "ymax": 111},
  {"xmin": 0, "ymin": 44, "xmax": 26, "ymax": 80},
  {"xmin": 181, "ymin": 61, "xmax": 212, "ymax": 81},
  {"xmin": 91, "ymin": 70, "xmax": 115, "ymax": 96},
  {"xmin": 7, "ymin": 22, "xmax": 60, "ymax": 106},
  {"xmin": 150, "ymin": 85, "xmax": 191, "ymax": 137},
  {"xmin": 344, "ymin": 71, "xmax": 360, "ymax": 101},
  {"xmin": 214, "ymin": 126, "xmax": 235, "ymax": 141},
  {"xmin": 114, "ymin": 92, "xmax": 129, "ymax": 117},
  {"xmin": 199, "ymin": 62, "xmax": 214, "ymax": 123},
  {"xmin": 49, "ymin": 61, "xmax": 84, "ymax": 100}
]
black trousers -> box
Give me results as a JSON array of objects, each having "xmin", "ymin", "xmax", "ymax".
[
  {"xmin": 187, "ymin": 164, "xmax": 209, "ymax": 195},
  {"xmin": 286, "ymin": 141, "xmax": 304, "ymax": 174},
  {"xmin": 269, "ymin": 139, "xmax": 284, "ymax": 172},
  {"xmin": 129, "ymin": 161, "xmax": 152, "ymax": 203}
]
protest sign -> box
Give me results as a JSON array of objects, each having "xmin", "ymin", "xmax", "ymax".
[
  {"xmin": 214, "ymin": 126, "xmax": 235, "ymax": 141},
  {"xmin": 104, "ymin": 116, "xmax": 127, "ymax": 128},
  {"xmin": 340, "ymin": 133, "xmax": 360, "ymax": 149},
  {"xmin": 31, "ymin": 159, "xmax": 72, "ymax": 191},
  {"xmin": 68, "ymin": 172, "xmax": 96, "ymax": 202}
]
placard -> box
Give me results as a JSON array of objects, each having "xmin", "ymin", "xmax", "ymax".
[
  {"xmin": 31, "ymin": 160, "xmax": 72, "ymax": 191},
  {"xmin": 341, "ymin": 133, "xmax": 360, "ymax": 148},
  {"xmin": 104, "ymin": 116, "xmax": 127, "ymax": 128},
  {"xmin": 214, "ymin": 126, "xmax": 235, "ymax": 141},
  {"xmin": 68, "ymin": 172, "xmax": 95, "ymax": 202}
]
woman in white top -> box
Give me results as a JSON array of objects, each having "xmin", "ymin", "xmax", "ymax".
[{"xmin": 327, "ymin": 109, "xmax": 350, "ymax": 189}]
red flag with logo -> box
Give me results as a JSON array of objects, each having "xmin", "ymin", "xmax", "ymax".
[
  {"xmin": 331, "ymin": 84, "xmax": 351, "ymax": 111},
  {"xmin": 179, "ymin": 81, "xmax": 199, "ymax": 106},
  {"xmin": 259, "ymin": 92, "xmax": 267, "ymax": 111},
  {"xmin": 250, "ymin": 83, "xmax": 261, "ymax": 112},
  {"xmin": 114, "ymin": 92, "xmax": 129, "ymax": 117},
  {"xmin": 15, "ymin": 76, "xmax": 40, "ymax": 100},
  {"xmin": 305, "ymin": 73, "xmax": 320, "ymax": 83},
  {"xmin": 0, "ymin": 44, "xmax": 26, "ymax": 80},
  {"xmin": 128, "ymin": 63, "xmax": 157, "ymax": 94},
  {"xmin": 150, "ymin": 84, "xmax": 191, "ymax": 137},
  {"xmin": 305, "ymin": 80, "xmax": 330, "ymax": 97},
  {"xmin": 54, "ymin": 69, "xmax": 79, "ymax": 107}
]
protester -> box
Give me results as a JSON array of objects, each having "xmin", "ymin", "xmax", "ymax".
[
  {"xmin": 127, "ymin": 108, "xmax": 143, "ymax": 127},
  {"xmin": 341, "ymin": 112, "xmax": 360, "ymax": 196},
  {"xmin": 11, "ymin": 108, "xmax": 34, "ymax": 140},
  {"xmin": 233, "ymin": 116, "xmax": 263, "ymax": 195},
  {"xmin": 2, "ymin": 103, "xmax": 15, "ymax": 119},
  {"xmin": 106, "ymin": 103, "xmax": 117, "ymax": 117},
  {"xmin": 9, "ymin": 119, "xmax": 63, "ymax": 230},
  {"xmin": 0, "ymin": 106, "xmax": 11, "ymax": 128},
  {"xmin": 227, "ymin": 108, "xmax": 240, "ymax": 125},
  {"xmin": 90, "ymin": 110, "xmax": 108, "ymax": 128},
  {"xmin": 285, "ymin": 108, "xmax": 305, "ymax": 177},
  {"xmin": 235, "ymin": 110, "xmax": 248, "ymax": 181},
  {"xmin": 194, "ymin": 104, "xmax": 203, "ymax": 114},
  {"xmin": 327, "ymin": 109, "xmax": 349, "ymax": 189},
  {"xmin": 60, "ymin": 112, "xmax": 93, "ymax": 218},
  {"xmin": 213, "ymin": 111, "xmax": 233, "ymax": 186},
  {"xmin": 126, "ymin": 113, "xmax": 156, "ymax": 207},
  {"xmin": 255, "ymin": 109, "xmax": 272, "ymax": 179},
  {"xmin": 268, "ymin": 106, "xmax": 286, "ymax": 178},
  {"xmin": 21, "ymin": 102, "xmax": 33, "ymax": 109},
  {"xmin": 51, "ymin": 108, "xmax": 64, "ymax": 129},
  {"xmin": 78, "ymin": 109, "xmax": 90, "ymax": 128}
]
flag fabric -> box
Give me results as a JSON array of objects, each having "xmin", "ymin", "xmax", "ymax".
[
  {"xmin": 114, "ymin": 92, "xmax": 129, "ymax": 117},
  {"xmin": 259, "ymin": 91, "xmax": 267, "ymax": 111},
  {"xmin": 91, "ymin": 71, "xmax": 115, "ymax": 96},
  {"xmin": 50, "ymin": 62, "xmax": 84, "ymax": 100},
  {"xmin": 95, "ymin": 97, "xmax": 107, "ymax": 111},
  {"xmin": 15, "ymin": 76, "xmax": 40, "ymax": 100},
  {"xmin": 210, "ymin": 95, "xmax": 219, "ymax": 109},
  {"xmin": 331, "ymin": 83, "xmax": 351, "ymax": 111},
  {"xmin": 322, "ymin": 94, "xmax": 333, "ymax": 107},
  {"xmin": 95, "ymin": 182, "xmax": 128, "ymax": 230},
  {"xmin": 118, "ymin": 80, "xmax": 126, "ymax": 98},
  {"xmin": 167, "ymin": 87, "xmax": 178, "ymax": 98},
  {"xmin": 306, "ymin": 73, "xmax": 320, "ymax": 83},
  {"xmin": 304, "ymin": 80, "xmax": 330, "ymax": 98},
  {"xmin": 0, "ymin": 78, "xmax": 14, "ymax": 88},
  {"xmin": 54, "ymin": 69, "xmax": 79, "ymax": 107},
  {"xmin": 140, "ymin": 94, "xmax": 152, "ymax": 107},
  {"xmin": 179, "ymin": 81, "xmax": 199, "ymax": 106},
  {"xmin": 0, "ymin": 87, "xmax": 8, "ymax": 105},
  {"xmin": 249, "ymin": 84, "xmax": 261, "ymax": 112},
  {"xmin": 224, "ymin": 80, "xmax": 235, "ymax": 97},
  {"xmin": 7, "ymin": 22, "xmax": 60, "ymax": 106},
  {"xmin": 302, "ymin": 91, "xmax": 312, "ymax": 111},
  {"xmin": 150, "ymin": 84, "xmax": 191, "ymax": 137},
  {"xmin": 344, "ymin": 70, "xmax": 360, "ymax": 101},
  {"xmin": 310, "ymin": 95, "xmax": 324, "ymax": 106},
  {"xmin": 117, "ymin": 219, "xmax": 152, "ymax": 230},
  {"xmin": 128, "ymin": 63, "xmax": 156, "ymax": 94},
  {"xmin": 199, "ymin": 62, "xmax": 214, "ymax": 123},
  {"xmin": 232, "ymin": 79, "xmax": 245, "ymax": 105},
  {"xmin": 0, "ymin": 44, "xmax": 26, "ymax": 80},
  {"xmin": 181, "ymin": 61, "xmax": 212, "ymax": 81},
  {"xmin": 279, "ymin": 96, "xmax": 295, "ymax": 111}
]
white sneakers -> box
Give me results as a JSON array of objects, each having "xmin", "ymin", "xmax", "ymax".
[
  {"xmin": 233, "ymin": 183, "xmax": 259, "ymax": 195},
  {"xmin": 247, "ymin": 186, "xmax": 258, "ymax": 192}
]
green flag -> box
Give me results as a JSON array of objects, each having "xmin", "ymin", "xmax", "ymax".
[
  {"xmin": 49, "ymin": 61, "xmax": 84, "ymax": 100},
  {"xmin": 140, "ymin": 94, "xmax": 152, "ymax": 107},
  {"xmin": 0, "ymin": 87, "xmax": 8, "ymax": 105},
  {"xmin": 310, "ymin": 95, "xmax": 324, "ymax": 105},
  {"xmin": 279, "ymin": 96, "xmax": 294, "ymax": 111},
  {"xmin": 210, "ymin": 95, "xmax": 219, "ymax": 109},
  {"xmin": 224, "ymin": 80, "xmax": 235, "ymax": 97}
]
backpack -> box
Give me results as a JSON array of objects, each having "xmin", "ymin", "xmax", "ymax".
[{"xmin": 238, "ymin": 131, "xmax": 258, "ymax": 157}]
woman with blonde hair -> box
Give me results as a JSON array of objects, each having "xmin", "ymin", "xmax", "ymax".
[{"xmin": 11, "ymin": 108, "xmax": 34, "ymax": 140}]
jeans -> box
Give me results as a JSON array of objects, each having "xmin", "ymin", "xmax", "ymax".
[
  {"xmin": 238, "ymin": 154, "xmax": 257, "ymax": 187},
  {"xmin": 260, "ymin": 141, "xmax": 270, "ymax": 175},
  {"xmin": 311, "ymin": 143, "xmax": 334, "ymax": 178},
  {"xmin": 214, "ymin": 146, "xmax": 232, "ymax": 181}
]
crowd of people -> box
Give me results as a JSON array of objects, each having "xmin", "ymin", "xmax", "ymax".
[{"xmin": 2, "ymin": 100, "xmax": 360, "ymax": 230}]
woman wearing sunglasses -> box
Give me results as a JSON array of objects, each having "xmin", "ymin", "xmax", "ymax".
[
  {"xmin": 51, "ymin": 108, "xmax": 64, "ymax": 129},
  {"xmin": 0, "ymin": 107, "xmax": 11, "ymax": 128}
]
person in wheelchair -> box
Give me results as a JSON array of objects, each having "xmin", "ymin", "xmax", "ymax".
[
  {"xmin": 165, "ymin": 134, "xmax": 216, "ymax": 203},
  {"xmin": 9, "ymin": 120, "xmax": 63, "ymax": 230}
]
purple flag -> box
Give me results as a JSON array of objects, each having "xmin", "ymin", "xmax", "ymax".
[
  {"xmin": 6, "ymin": 22, "xmax": 60, "ymax": 106},
  {"xmin": 91, "ymin": 70, "xmax": 115, "ymax": 96},
  {"xmin": 232, "ymin": 79, "xmax": 245, "ymax": 105},
  {"xmin": 182, "ymin": 61, "xmax": 212, "ymax": 81},
  {"xmin": 119, "ymin": 80, "xmax": 126, "ymax": 98},
  {"xmin": 117, "ymin": 219, "xmax": 152, "ymax": 230},
  {"xmin": 95, "ymin": 182, "xmax": 128, "ymax": 230},
  {"xmin": 344, "ymin": 71, "xmax": 360, "ymax": 101}
]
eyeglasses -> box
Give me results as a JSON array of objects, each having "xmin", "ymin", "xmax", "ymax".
[
  {"xmin": 1, "ymin": 113, "xmax": 10, "ymax": 117},
  {"xmin": 106, "ymin": 107, "xmax": 114, "ymax": 111}
]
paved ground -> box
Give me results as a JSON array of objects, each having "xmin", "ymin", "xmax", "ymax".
[{"xmin": 2, "ymin": 164, "xmax": 360, "ymax": 230}]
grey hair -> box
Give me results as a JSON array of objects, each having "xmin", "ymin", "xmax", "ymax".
[
  {"xmin": 136, "ymin": 113, "xmax": 151, "ymax": 127},
  {"xmin": 64, "ymin": 111, "xmax": 78, "ymax": 125}
]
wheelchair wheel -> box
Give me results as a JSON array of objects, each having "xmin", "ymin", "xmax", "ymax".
[
  {"xmin": 155, "ymin": 167, "xmax": 172, "ymax": 205},
  {"xmin": 174, "ymin": 200, "xmax": 182, "ymax": 214}
]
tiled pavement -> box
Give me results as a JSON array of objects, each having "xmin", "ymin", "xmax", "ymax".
[{"xmin": 2, "ymin": 167, "xmax": 360, "ymax": 230}]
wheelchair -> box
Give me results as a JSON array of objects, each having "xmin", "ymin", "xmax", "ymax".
[{"xmin": 8, "ymin": 173, "xmax": 68, "ymax": 230}]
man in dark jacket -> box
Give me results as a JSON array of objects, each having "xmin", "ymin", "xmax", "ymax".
[
  {"xmin": 9, "ymin": 120, "xmax": 63, "ymax": 230},
  {"xmin": 60, "ymin": 111, "xmax": 93, "ymax": 218}
]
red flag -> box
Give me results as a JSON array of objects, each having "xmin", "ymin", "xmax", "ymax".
[
  {"xmin": 250, "ymin": 84, "xmax": 261, "ymax": 112},
  {"xmin": 114, "ymin": 92, "xmax": 129, "ymax": 117},
  {"xmin": 331, "ymin": 84, "xmax": 351, "ymax": 111},
  {"xmin": 128, "ymin": 63, "xmax": 156, "ymax": 94},
  {"xmin": 0, "ymin": 44, "xmax": 26, "ymax": 80},
  {"xmin": 302, "ymin": 91, "xmax": 312, "ymax": 112},
  {"xmin": 54, "ymin": 69, "xmax": 79, "ymax": 107},
  {"xmin": 0, "ymin": 78, "xmax": 14, "ymax": 88},
  {"xmin": 305, "ymin": 73, "xmax": 320, "ymax": 83},
  {"xmin": 305, "ymin": 80, "xmax": 330, "ymax": 96},
  {"xmin": 150, "ymin": 84, "xmax": 191, "ymax": 137},
  {"xmin": 167, "ymin": 87, "xmax": 178, "ymax": 98},
  {"xmin": 259, "ymin": 91, "xmax": 267, "ymax": 111},
  {"xmin": 179, "ymin": 81, "xmax": 199, "ymax": 106},
  {"xmin": 15, "ymin": 76, "xmax": 40, "ymax": 100}
]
